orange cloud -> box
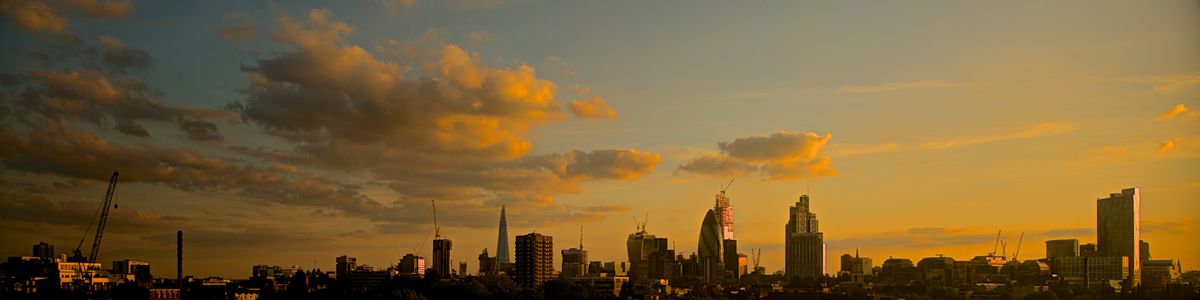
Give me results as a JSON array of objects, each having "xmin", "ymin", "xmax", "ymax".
[
  {"xmin": 1157, "ymin": 103, "xmax": 1199, "ymax": 121},
  {"xmin": 0, "ymin": 0, "xmax": 132, "ymax": 34},
  {"xmin": 0, "ymin": 0, "xmax": 67, "ymax": 33},
  {"xmin": 679, "ymin": 131, "xmax": 837, "ymax": 181},
  {"xmin": 570, "ymin": 97, "xmax": 617, "ymax": 119}
]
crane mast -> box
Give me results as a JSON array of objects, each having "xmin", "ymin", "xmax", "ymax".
[{"xmin": 73, "ymin": 171, "xmax": 118, "ymax": 263}]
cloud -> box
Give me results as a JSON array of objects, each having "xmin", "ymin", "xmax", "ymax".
[
  {"xmin": 1157, "ymin": 103, "xmax": 1199, "ymax": 121},
  {"xmin": 98, "ymin": 35, "xmax": 153, "ymax": 73},
  {"xmin": 0, "ymin": 0, "xmax": 68, "ymax": 33},
  {"xmin": 70, "ymin": 0, "xmax": 133, "ymax": 19},
  {"xmin": 679, "ymin": 131, "xmax": 836, "ymax": 181},
  {"xmin": 0, "ymin": 0, "xmax": 132, "ymax": 34},
  {"xmin": 178, "ymin": 119, "xmax": 223, "ymax": 142},
  {"xmin": 677, "ymin": 154, "xmax": 755, "ymax": 178},
  {"xmin": 4, "ymin": 35, "xmax": 224, "ymax": 140},
  {"xmin": 223, "ymin": 9, "xmax": 659, "ymax": 228},
  {"xmin": 918, "ymin": 122, "xmax": 1076, "ymax": 150},
  {"xmin": 1142, "ymin": 219, "xmax": 1190, "ymax": 234},
  {"xmin": 1149, "ymin": 74, "xmax": 1200, "ymax": 95},
  {"xmin": 836, "ymin": 80, "xmax": 951, "ymax": 93},
  {"xmin": 569, "ymin": 97, "xmax": 616, "ymax": 119},
  {"xmin": 1156, "ymin": 136, "xmax": 1200, "ymax": 155}
]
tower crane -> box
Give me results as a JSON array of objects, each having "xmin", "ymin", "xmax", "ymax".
[
  {"xmin": 73, "ymin": 171, "xmax": 119, "ymax": 263},
  {"xmin": 1012, "ymin": 232, "xmax": 1025, "ymax": 261},
  {"xmin": 720, "ymin": 179, "xmax": 735, "ymax": 195},
  {"xmin": 752, "ymin": 248, "xmax": 762, "ymax": 273}
]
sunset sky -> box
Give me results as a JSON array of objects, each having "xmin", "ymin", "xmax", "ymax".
[{"xmin": 1, "ymin": 1, "xmax": 1197, "ymax": 279}]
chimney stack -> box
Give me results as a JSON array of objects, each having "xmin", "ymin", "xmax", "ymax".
[{"xmin": 177, "ymin": 230, "xmax": 183, "ymax": 290}]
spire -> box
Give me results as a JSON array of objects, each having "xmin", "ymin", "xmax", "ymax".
[{"xmin": 579, "ymin": 225, "xmax": 584, "ymax": 249}]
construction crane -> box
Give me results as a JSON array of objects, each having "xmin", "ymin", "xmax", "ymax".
[
  {"xmin": 988, "ymin": 230, "xmax": 1002, "ymax": 256},
  {"xmin": 432, "ymin": 199, "xmax": 441, "ymax": 238},
  {"xmin": 751, "ymin": 248, "xmax": 762, "ymax": 273},
  {"xmin": 73, "ymin": 171, "xmax": 119, "ymax": 263},
  {"xmin": 1012, "ymin": 232, "xmax": 1025, "ymax": 261},
  {"xmin": 720, "ymin": 178, "xmax": 735, "ymax": 195}
]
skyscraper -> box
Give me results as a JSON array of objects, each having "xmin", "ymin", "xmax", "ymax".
[
  {"xmin": 626, "ymin": 223, "xmax": 656, "ymax": 282},
  {"xmin": 786, "ymin": 194, "xmax": 825, "ymax": 280},
  {"xmin": 432, "ymin": 239, "xmax": 452, "ymax": 276},
  {"xmin": 1097, "ymin": 187, "xmax": 1140, "ymax": 286},
  {"xmin": 562, "ymin": 225, "xmax": 588, "ymax": 278},
  {"xmin": 336, "ymin": 255, "xmax": 356, "ymax": 280},
  {"xmin": 714, "ymin": 187, "xmax": 734, "ymax": 240},
  {"xmin": 496, "ymin": 206, "xmax": 511, "ymax": 267},
  {"xmin": 515, "ymin": 232, "xmax": 553, "ymax": 288},
  {"xmin": 698, "ymin": 209, "xmax": 724, "ymax": 283}
]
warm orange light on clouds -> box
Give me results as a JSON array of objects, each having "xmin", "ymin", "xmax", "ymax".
[{"xmin": 570, "ymin": 97, "xmax": 617, "ymax": 119}]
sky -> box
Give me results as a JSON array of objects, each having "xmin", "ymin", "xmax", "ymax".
[{"xmin": 1, "ymin": 0, "xmax": 1198, "ymax": 279}]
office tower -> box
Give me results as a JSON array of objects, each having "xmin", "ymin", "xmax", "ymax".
[
  {"xmin": 714, "ymin": 186, "xmax": 735, "ymax": 240},
  {"xmin": 1097, "ymin": 187, "xmax": 1140, "ymax": 286},
  {"xmin": 1140, "ymin": 240, "xmax": 1150, "ymax": 262},
  {"xmin": 785, "ymin": 195, "xmax": 825, "ymax": 280},
  {"xmin": 515, "ymin": 232, "xmax": 553, "ymax": 288},
  {"xmin": 1080, "ymin": 243, "xmax": 1098, "ymax": 257},
  {"xmin": 33, "ymin": 242, "xmax": 54, "ymax": 259},
  {"xmin": 496, "ymin": 206, "xmax": 511, "ymax": 267},
  {"xmin": 432, "ymin": 239, "xmax": 452, "ymax": 276},
  {"xmin": 562, "ymin": 248, "xmax": 588, "ymax": 278},
  {"xmin": 562, "ymin": 225, "xmax": 588, "ymax": 278},
  {"xmin": 1046, "ymin": 239, "xmax": 1080, "ymax": 258},
  {"xmin": 646, "ymin": 237, "xmax": 676, "ymax": 280},
  {"xmin": 399, "ymin": 253, "xmax": 425, "ymax": 276},
  {"xmin": 698, "ymin": 209, "xmax": 724, "ymax": 283},
  {"xmin": 113, "ymin": 259, "xmax": 152, "ymax": 283},
  {"xmin": 626, "ymin": 223, "xmax": 656, "ymax": 281},
  {"xmin": 723, "ymin": 239, "xmax": 739, "ymax": 277},
  {"xmin": 478, "ymin": 249, "xmax": 495, "ymax": 275},
  {"xmin": 337, "ymin": 255, "xmax": 357, "ymax": 280},
  {"xmin": 459, "ymin": 261, "xmax": 468, "ymax": 277}
]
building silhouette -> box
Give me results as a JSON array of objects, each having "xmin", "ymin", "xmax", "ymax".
[
  {"xmin": 626, "ymin": 223, "xmax": 656, "ymax": 282},
  {"xmin": 1046, "ymin": 239, "xmax": 1080, "ymax": 259},
  {"xmin": 496, "ymin": 205, "xmax": 511, "ymax": 268},
  {"xmin": 336, "ymin": 255, "xmax": 356, "ymax": 280},
  {"xmin": 514, "ymin": 232, "xmax": 553, "ymax": 288},
  {"xmin": 562, "ymin": 225, "xmax": 588, "ymax": 278},
  {"xmin": 1097, "ymin": 187, "xmax": 1140, "ymax": 286},
  {"xmin": 432, "ymin": 239, "xmax": 452, "ymax": 276},
  {"xmin": 698, "ymin": 209, "xmax": 723, "ymax": 283},
  {"xmin": 785, "ymin": 194, "xmax": 825, "ymax": 280},
  {"xmin": 399, "ymin": 253, "xmax": 425, "ymax": 276},
  {"xmin": 478, "ymin": 249, "xmax": 495, "ymax": 275}
]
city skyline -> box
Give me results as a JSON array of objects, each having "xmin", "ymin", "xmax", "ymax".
[{"xmin": 1, "ymin": 0, "xmax": 1198, "ymax": 281}]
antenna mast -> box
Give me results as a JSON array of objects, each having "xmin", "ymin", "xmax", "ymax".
[{"xmin": 579, "ymin": 225, "xmax": 584, "ymax": 249}]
